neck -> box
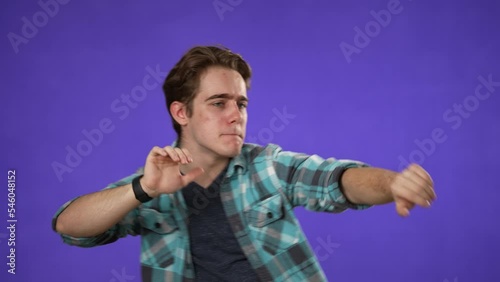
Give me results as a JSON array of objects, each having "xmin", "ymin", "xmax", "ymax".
[{"xmin": 178, "ymin": 138, "xmax": 230, "ymax": 188}]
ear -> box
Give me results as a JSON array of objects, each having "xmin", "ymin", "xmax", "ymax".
[{"xmin": 170, "ymin": 101, "xmax": 189, "ymax": 126}]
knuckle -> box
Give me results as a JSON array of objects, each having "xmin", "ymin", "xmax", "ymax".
[
  {"xmin": 415, "ymin": 178, "xmax": 426, "ymax": 188},
  {"xmin": 402, "ymin": 170, "xmax": 413, "ymax": 179},
  {"xmin": 410, "ymin": 163, "xmax": 421, "ymax": 170}
]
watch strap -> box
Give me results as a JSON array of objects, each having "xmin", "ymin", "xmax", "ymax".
[{"xmin": 132, "ymin": 175, "xmax": 153, "ymax": 203}]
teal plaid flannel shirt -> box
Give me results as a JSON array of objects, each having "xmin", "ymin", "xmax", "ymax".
[{"xmin": 53, "ymin": 143, "xmax": 371, "ymax": 281}]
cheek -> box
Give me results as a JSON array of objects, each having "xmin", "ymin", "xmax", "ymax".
[
  {"xmin": 197, "ymin": 112, "xmax": 221, "ymax": 128},
  {"xmin": 194, "ymin": 110, "xmax": 212, "ymax": 122}
]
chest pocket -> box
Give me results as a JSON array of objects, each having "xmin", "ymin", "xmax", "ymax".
[
  {"xmin": 139, "ymin": 208, "xmax": 177, "ymax": 234},
  {"xmin": 138, "ymin": 208, "xmax": 178, "ymax": 268},
  {"xmin": 246, "ymin": 193, "xmax": 300, "ymax": 255}
]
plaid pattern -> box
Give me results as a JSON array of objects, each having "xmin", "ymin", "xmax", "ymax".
[{"xmin": 53, "ymin": 143, "xmax": 371, "ymax": 281}]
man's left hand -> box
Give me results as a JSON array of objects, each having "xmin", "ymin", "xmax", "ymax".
[{"xmin": 390, "ymin": 164, "xmax": 436, "ymax": 217}]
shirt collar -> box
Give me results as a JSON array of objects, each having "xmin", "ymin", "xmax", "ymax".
[{"xmin": 172, "ymin": 140, "xmax": 247, "ymax": 177}]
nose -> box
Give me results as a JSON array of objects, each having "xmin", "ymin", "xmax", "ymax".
[{"xmin": 227, "ymin": 101, "xmax": 243, "ymax": 124}]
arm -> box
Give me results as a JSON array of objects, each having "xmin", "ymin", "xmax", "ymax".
[
  {"xmin": 55, "ymin": 182, "xmax": 141, "ymax": 238},
  {"xmin": 340, "ymin": 164, "xmax": 436, "ymax": 216},
  {"xmin": 272, "ymin": 146, "xmax": 371, "ymax": 213},
  {"xmin": 53, "ymin": 146, "xmax": 204, "ymax": 239},
  {"xmin": 339, "ymin": 167, "xmax": 396, "ymax": 206},
  {"xmin": 271, "ymin": 145, "xmax": 436, "ymax": 216}
]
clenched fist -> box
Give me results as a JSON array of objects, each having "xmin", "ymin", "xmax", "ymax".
[
  {"xmin": 140, "ymin": 146, "xmax": 205, "ymax": 198},
  {"xmin": 390, "ymin": 164, "xmax": 436, "ymax": 217}
]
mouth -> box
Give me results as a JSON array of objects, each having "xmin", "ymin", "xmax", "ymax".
[{"xmin": 221, "ymin": 133, "xmax": 243, "ymax": 139}]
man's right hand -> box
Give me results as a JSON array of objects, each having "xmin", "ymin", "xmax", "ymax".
[{"xmin": 140, "ymin": 146, "xmax": 204, "ymax": 198}]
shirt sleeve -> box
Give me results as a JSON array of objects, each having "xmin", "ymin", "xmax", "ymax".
[
  {"xmin": 52, "ymin": 171, "xmax": 142, "ymax": 248},
  {"xmin": 272, "ymin": 146, "xmax": 372, "ymax": 213}
]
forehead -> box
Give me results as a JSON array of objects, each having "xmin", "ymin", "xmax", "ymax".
[{"xmin": 196, "ymin": 66, "xmax": 247, "ymax": 100}]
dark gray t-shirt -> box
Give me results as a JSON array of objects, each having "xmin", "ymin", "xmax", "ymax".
[{"xmin": 181, "ymin": 170, "xmax": 259, "ymax": 282}]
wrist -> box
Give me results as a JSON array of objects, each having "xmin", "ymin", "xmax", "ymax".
[
  {"xmin": 131, "ymin": 175, "xmax": 154, "ymax": 203},
  {"xmin": 139, "ymin": 177, "xmax": 159, "ymax": 198},
  {"xmin": 387, "ymin": 171, "xmax": 399, "ymax": 201}
]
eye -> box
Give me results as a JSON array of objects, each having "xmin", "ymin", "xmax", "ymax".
[
  {"xmin": 238, "ymin": 102, "xmax": 248, "ymax": 109},
  {"xmin": 212, "ymin": 101, "xmax": 225, "ymax": 108}
]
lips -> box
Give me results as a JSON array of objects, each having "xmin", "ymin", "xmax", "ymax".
[{"xmin": 221, "ymin": 133, "xmax": 243, "ymax": 138}]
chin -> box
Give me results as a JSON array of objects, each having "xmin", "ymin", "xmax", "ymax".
[{"xmin": 218, "ymin": 145, "xmax": 243, "ymax": 158}]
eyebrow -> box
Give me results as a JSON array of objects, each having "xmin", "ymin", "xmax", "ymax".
[{"xmin": 205, "ymin": 93, "xmax": 249, "ymax": 103}]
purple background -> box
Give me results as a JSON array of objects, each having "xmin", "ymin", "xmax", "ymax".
[{"xmin": 2, "ymin": 0, "xmax": 499, "ymax": 281}]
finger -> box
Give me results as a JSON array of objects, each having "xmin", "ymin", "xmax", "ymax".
[
  {"xmin": 392, "ymin": 177, "xmax": 431, "ymax": 208},
  {"xmin": 173, "ymin": 147, "xmax": 188, "ymax": 164},
  {"xmin": 150, "ymin": 146, "xmax": 167, "ymax": 157},
  {"xmin": 164, "ymin": 146, "xmax": 181, "ymax": 162},
  {"xmin": 402, "ymin": 169, "xmax": 435, "ymax": 202},
  {"xmin": 180, "ymin": 148, "xmax": 194, "ymax": 163},
  {"xmin": 396, "ymin": 182, "xmax": 431, "ymax": 208},
  {"xmin": 182, "ymin": 167, "xmax": 205, "ymax": 185},
  {"xmin": 177, "ymin": 148, "xmax": 193, "ymax": 163},
  {"xmin": 395, "ymin": 198, "xmax": 414, "ymax": 217},
  {"xmin": 408, "ymin": 164, "xmax": 433, "ymax": 186},
  {"xmin": 408, "ymin": 164, "xmax": 436, "ymax": 199}
]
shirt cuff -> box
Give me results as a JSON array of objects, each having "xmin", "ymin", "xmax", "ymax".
[{"xmin": 336, "ymin": 160, "xmax": 372, "ymax": 210}]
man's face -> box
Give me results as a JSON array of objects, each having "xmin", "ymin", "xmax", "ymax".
[{"xmin": 183, "ymin": 66, "xmax": 248, "ymax": 159}]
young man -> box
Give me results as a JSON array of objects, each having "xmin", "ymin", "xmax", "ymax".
[{"xmin": 53, "ymin": 46, "xmax": 436, "ymax": 282}]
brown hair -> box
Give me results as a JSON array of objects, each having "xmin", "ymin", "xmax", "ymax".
[{"xmin": 162, "ymin": 45, "xmax": 252, "ymax": 141}]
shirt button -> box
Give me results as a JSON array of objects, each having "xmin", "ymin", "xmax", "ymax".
[{"xmin": 267, "ymin": 212, "xmax": 273, "ymax": 219}]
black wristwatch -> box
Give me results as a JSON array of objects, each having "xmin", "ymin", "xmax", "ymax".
[{"xmin": 132, "ymin": 175, "xmax": 153, "ymax": 203}]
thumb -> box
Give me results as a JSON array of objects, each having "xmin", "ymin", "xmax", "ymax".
[
  {"xmin": 395, "ymin": 198, "xmax": 414, "ymax": 217},
  {"xmin": 182, "ymin": 167, "xmax": 205, "ymax": 185}
]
